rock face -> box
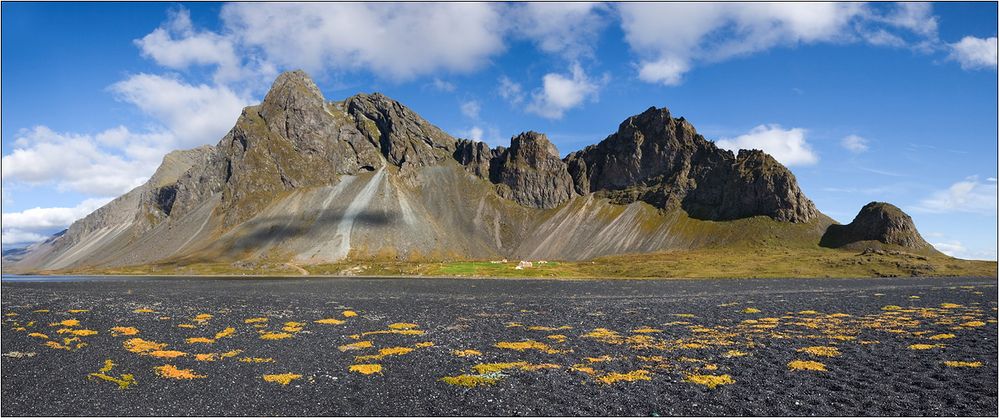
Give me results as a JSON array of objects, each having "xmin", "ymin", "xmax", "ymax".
[
  {"xmin": 820, "ymin": 202, "xmax": 935, "ymax": 251},
  {"xmin": 491, "ymin": 132, "xmax": 575, "ymax": 209},
  {"xmin": 564, "ymin": 106, "xmax": 817, "ymax": 222},
  {"xmin": 8, "ymin": 69, "xmax": 896, "ymax": 273}
]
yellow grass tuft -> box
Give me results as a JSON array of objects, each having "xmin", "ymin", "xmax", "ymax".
[
  {"xmin": 909, "ymin": 344, "xmax": 944, "ymax": 350},
  {"xmin": 355, "ymin": 347, "xmax": 414, "ymax": 362},
  {"xmin": 388, "ymin": 322, "xmax": 419, "ymax": 329},
  {"xmin": 943, "ymin": 361, "xmax": 982, "ymax": 368},
  {"xmin": 123, "ymin": 338, "xmax": 166, "ymax": 354},
  {"xmin": 453, "ymin": 349, "xmax": 482, "ymax": 357},
  {"xmin": 338, "ymin": 341, "xmax": 374, "ymax": 351},
  {"xmin": 149, "ymin": 350, "xmax": 187, "ymax": 359},
  {"xmin": 788, "ymin": 360, "xmax": 827, "ymax": 371},
  {"xmin": 186, "ymin": 337, "xmax": 215, "ymax": 344},
  {"xmin": 349, "ymin": 364, "xmax": 382, "ymax": 375},
  {"xmin": 50, "ymin": 319, "xmax": 80, "ymax": 327},
  {"xmin": 928, "ymin": 333, "xmax": 955, "ymax": 340},
  {"xmin": 441, "ymin": 374, "xmax": 499, "ymax": 387},
  {"xmin": 685, "ymin": 373, "xmax": 735, "ymax": 389},
  {"xmin": 741, "ymin": 308, "xmax": 761, "ymax": 314},
  {"xmin": 597, "ymin": 370, "xmax": 651, "ymax": 384},
  {"xmin": 342, "ymin": 310, "xmax": 358, "ymax": 317},
  {"xmin": 796, "ymin": 346, "xmax": 841, "ymax": 357},
  {"xmin": 244, "ymin": 317, "xmax": 268, "ymax": 324},
  {"xmin": 263, "ymin": 373, "xmax": 302, "ymax": 385},
  {"xmin": 154, "ymin": 364, "xmax": 205, "ymax": 379},
  {"xmin": 214, "ymin": 327, "xmax": 235, "ymax": 339},
  {"xmin": 110, "ymin": 327, "xmax": 139, "ymax": 336},
  {"xmin": 494, "ymin": 340, "xmax": 564, "ymax": 354},
  {"xmin": 314, "ymin": 318, "xmax": 345, "ymax": 325},
  {"xmin": 260, "ymin": 332, "xmax": 293, "ymax": 340}
]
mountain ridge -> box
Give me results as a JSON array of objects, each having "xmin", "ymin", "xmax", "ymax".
[{"xmin": 4, "ymin": 70, "xmax": 957, "ymax": 275}]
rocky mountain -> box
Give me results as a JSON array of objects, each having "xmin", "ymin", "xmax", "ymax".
[{"xmin": 4, "ymin": 70, "xmax": 942, "ymax": 273}]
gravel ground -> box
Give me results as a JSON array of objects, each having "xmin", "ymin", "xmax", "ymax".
[{"xmin": 1, "ymin": 275, "xmax": 996, "ymax": 416}]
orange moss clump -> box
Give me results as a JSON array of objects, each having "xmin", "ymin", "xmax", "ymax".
[
  {"xmin": 263, "ymin": 373, "xmax": 302, "ymax": 385},
  {"xmin": 260, "ymin": 332, "xmax": 293, "ymax": 340},
  {"xmin": 123, "ymin": 338, "xmax": 167, "ymax": 354},
  {"xmin": 494, "ymin": 340, "xmax": 564, "ymax": 354},
  {"xmin": 342, "ymin": 311, "xmax": 358, "ymax": 317},
  {"xmin": 388, "ymin": 322, "xmax": 418, "ymax": 329},
  {"xmin": 597, "ymin": 370, "xmax": 651, "ymax": 384},
  {"xmin": 50, "ymin": 319, "xmax": 80, "ymax": 327},
  {"xmin": 788, "ymin": 360, "xmax": 827, "ymax": 371},
  {"xmin": 349, "ymin": 364, "xmax": 382, "ymax": 375},
  {"xmin": 244, "ymin": 317, "xmax": 268, "ymax": 324},
  {"xmin": 110, "ymin": 327, "xmax": 139, "ymax": 337},
  {"xmin": 186, "ymin": 337, "xmax": 215, "ymax": 344},
  {"xmin": 685, "ymin": 373, "xmax": 734, "ymax": 389},
  {"xmin": 355, "ymin": 347, "xmax": 414, "ymax": 362},
  {"xmin": 943, "ymin": 361, "xmax": 982, "ymax": 368},
  {"xmin": 314, "ymin": 318, "xmax": 345, "ymax": 325},
  {"xmin": 214, "ymin": 327, "xmax": 235, "ymax": 339},
  {"xmin": 441, "ymin": 374, "xmax": 500, "ymax": 387},
  {"xmin": 453, "ymin": 349, "xmax": 481, "ymax": 357},
  {"xmin": 154, "ymin": 364, "xmax": 205, "ymax": 379},
  {"xmin": 149, "ymin": 350, "xmax": 187, "ymax": 359},
  {"xmin": 338, "ymin": 341, "xmax": 374, "ymax": 351}
]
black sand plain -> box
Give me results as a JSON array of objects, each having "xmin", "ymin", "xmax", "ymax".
[{"xmin": 1, "ymin": 275, "xmax": 996, "ymax": 416}]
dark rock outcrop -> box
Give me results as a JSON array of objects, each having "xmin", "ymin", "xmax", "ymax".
[
  {"xmin": 820, "ymin": 202, "xmax": 934, "ymax": 250},
  {"xmin": 564, "ymin": 106, "xmax": 817, "ymax": 222},
  {"xmin": 491, "ymin": 132, "xmax": 575, "ymax": 209},
  {"xmin": 346, "ymin": 92, "xmax": 456, "ymax": 171}
]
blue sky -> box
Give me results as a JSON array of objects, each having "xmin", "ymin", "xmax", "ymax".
[{"xmin": 2, "ymin": 2, "xmax": 996, "ymax": 259}]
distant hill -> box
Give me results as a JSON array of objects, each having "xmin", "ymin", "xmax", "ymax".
[{"xmin": 5, "ymin": 70, "xmax": 964, "ymax": 276}]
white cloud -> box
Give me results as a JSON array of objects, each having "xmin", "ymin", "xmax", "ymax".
[
  {"xmin": 526, "ymin": 63, "xmax": 604, "ymax": 119},
  {"xmin": 219, "ymin": 3, "xmax": 506, "ymax": 81},
  {"xmin": 431, "ymin": 78, "xmax": 456, "ymax": 92},
  {"xmin": 715, "ymin": 124, "xmax": 818, "ymax": 166},
  {"xmin": 841, "ymin": 134, "xmax": 869, "ymax": 153},
  {"xmin": 2, "ymin": 126, "xmax": 170, "ymax": 196},
  {"xmin": 460, "ymin": 100, "xmax": 481, "ymax": 119},
  {"xmin": 949, "ymin": 36, "xmax": 998, "ymax": 70},
  {"xmin": 510, "ymin": 3, "xmax": 608, "ymax": 60},
  {"xmin": 931, "ymin": 239, "xmax": 997, "ymax": 261},
  {"xmin": 135, "ymin": 8, "xmax": 244, "ymax": 84},
  {"xmin": 875, "ymin": 3, "xmax": 938, "ymax": 38},
  {"xmin": 110, "ymin": 73, "xmax": 250, "ymax": 148},
  {"xmin": 498, "ymin": 76, "xmax": 525, "ymax": 105},
  {"xmin": 466, "ymin": 126, "xmax": 485, "ymax": 142},
  {"xmin": 2, "ymin": 198, "xmax": 113, "ymax": 245},
  {"xmin": 915, "ymin": 176, "xmax": 998, "ymax": 215}
]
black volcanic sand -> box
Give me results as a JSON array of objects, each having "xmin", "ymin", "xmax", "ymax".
[{"xmin": 1, "ymin": 276, "xmax": 996, "ymax": 416}]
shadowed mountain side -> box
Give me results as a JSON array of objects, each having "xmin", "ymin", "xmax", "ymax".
[{"xmin": 820, "ymin": 202, "xmax": 939, "ymax": 255}]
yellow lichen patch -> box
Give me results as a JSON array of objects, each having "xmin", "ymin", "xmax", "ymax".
[
  {"xmin": 547, "ymin": 334, "xmax": 568, "ymax": 343},
  {"xmin": 960, "ymin": 321, "xmax": 986, "ymax": 327},
  {"xmin": 32, "ymin": 309, "xmax": 49, "ymax": 313},
  {"xmin": 673, "ymin": 313, "xmax": 697, "ymax": 318},
  {"xmin": 597, "ymin": 370, "xmax": 651, "ymax": 385},
  {"xmin": 582, "ymin": 328, "xmax": 623, "ymax": 344},
  {"xmin": 495, "ymin": 340, "xmax": 564, "ymax": 354},
  {"xmin": 244, "ymin": 317, "xmax": 268, "ymax": 324},
  {"xmin": 239, "ymin": 357, "xmax": 274, "ymax": 363},
  {"xmin": 471, "ymin": 362, "xmax": 559, "ymax": 374},
  {"xmin": 723, "ymin": 350, "xmax": 748, "ymax": 358},
  {"xmin": 882, "ymin": 305, "xmax": 902, "ymax": 311},
  {"xmin": 45, "ymin": 341, "xmax": 70, "ymax": 350},
  {"xmin": 214, "ymin": 327, "xmax": 235, "ymax": 339},
  {"xmin": 55, "ymin": 328, "xmax": 97, "ymax": 336},
  {"xmin": 415, "ymin": 342, "xmax": 434, "ymax": 348},
  {"xmin": 192, "ymin": 313, "xmax": 212, "ymax": 324},
  {"xmin": 788, "ymin": 360, "xmax": 827, "ymax": 371},
  {"xmin": 123, "ymin": 338, "xmax": 167, "ymax": 354},
  {"xmin": 314, "ymin": 318, "xmax": 345, "ymax": 325},
  {"xmin": 282, "ymin": 322, "xmax": 304, "ymax": 333},
  {"xmin": 585, "ymin": 355, "xmax": 614, "ymax": 363},
  {"xmin": 940, "ymin": 303, "xmax": 963, "ymax": 309},
  {"xmin": 349, "ymin": 364, "xmax": 382, "ymax": 375},
  {"xmin": 388, "ymin": 322, "xmax": 419, "ymax": 329},
  {"xmin": 686, "ymin": 373, "xmax": 734, "ymax": 389},
  {"xmin": 909, "ymin": 344, "xmax": 944, "ymax": 350},
  {"xmin": 631, "ymin": 327, "xmax": 662, "ymax": 333},
  {"xmin": 28, "ymin": 332, "xmax": 48, "ymax": 339},
  {"xmin": 355, "ymin": 347, "xmax": 414, "ymax": 362},
  {"xmin": 195, "ymin": 353, "xmax": 217, "ymax": 362},
  {"xmin": 526, "ymin": 325, "xmax": 572, "ymax": 331},
  {"xmin": 50, "ymin": 319, "xmax": 80, "ymax": 327},
  {"xmin": 702, "ymin": 364, "xmax": 719, "ymax": 371},
  {"xmin": 505, "ymin": 322, "xmax": 523, "ymax": 328},
  {"xmin": 829, "ymin": 335, "xmax": 856, "ymax": 341},
  {"xmin": 796, "ymin": 346, "xmax": 841, "ymax": 357},
  {"xmin": 263, "ymin": 373, "xmax": 302, "ymax": 385},
  {"xmin": 177, "ymin": 324, "xmax": 196, "ymax": 329},
  {"xmin": 909, "ymin": 296, "xmax": 921, "ymax": 299},
  {"xmin": 441, "ymin": 374, "xmax": 499, "ymax": 387},
  {"xmin": 453, "ymin": 349, "xmax": 481, "ymax": 357},
  {"xmin": 342, "ymin": 310, "xmax": 358, "ymax": 317},
  {"xmin": 149, "ymin": 350, "xmax": 187, "ymax": 359},
  {"xmin": 260, "ymin": 332, "xmax": 293, "ymax": 340},
  {"xmin": 929, "ymin": 333, "xmax": 956, "ymax": 340},
  {"xmin": 741, "ymin": 308, "xmax": 761, "ymax": 314},
  {"xmin": 798, "ymin": 310, "xmax": 819, "ymax": 315},
  {"xmin": 133, "ymin": 308, "xmax": 155, "ymax": 313},
  {"xmin": 154, "ymin": 364, "xmax": 205, "ymax": 380},
  {"xmin": 828, "ymin": 313, "xmax": 851, "ymax": 318},
  {"xmin": 88, "ymin": 361, "xmax": 136, "ymax": 390},
  {"xmin": 67, "ymin": 309, "xmax": 89, "ymax": 313},
  {"xmin": 680, "ymin": 343, "xmax": 706, "ymax": 349},
  {"xmin": 338, "ymin": 341, "xmax": 374, "ymax": 351},
  {"xmin": 943, "ymin": 361, "xmax": 982, "ymax": 368},
  {"xmin": 185, "ymin": 337, "xmax": 215, "ymax": 344},
  {"xmin": 354, "ymin": 329, "xmax": 425, "ymax": 338},
  {"xmin": 110, "ymin": 327, "xmax": 139, "ymax": 337}
]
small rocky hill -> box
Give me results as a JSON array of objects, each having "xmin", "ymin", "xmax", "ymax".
[
  {"xmin": 4, "ymin": 70, "xmax": 949, "ymax": 274},
  {"xmin": 820, "ymin": 202, "xmax": 937, "ymax": 253}
]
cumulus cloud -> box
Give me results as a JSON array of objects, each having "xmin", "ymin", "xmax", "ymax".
[
  {"xmin": 617, "ymin": 3, "xmax": 950, "ymax": 85},
  {"xmin": 526, "ymin": 63, "xmax": 605, "ymax": 119},
  {"xmin": 1, "ymin": 126, "xmax": 170, "ymax": 196},
  {"xmin": 509, "ymin": 3, "xmax": 608, "ymax": 60},
  {"xmin": 949, "ymin": 36, "xmax": 998, "ymax": 70},
  {"xmin": 110, "ymin": 73, "xmax": 249, "ymax": 148},
  {"xmin": 715, "ymin": 124, "xmax": 818, "ymax": 166},
  {"xmin": 498, "ymin": 76, "xmax": 525, "ymax": 105},
  {"xmin": 914, "ymin": 176, "xmax": 998, "ymax": 215},
  {"xmin": 841, "ymin": 134, "xmax": 869, "ymax": 153},
  {"xmin": 135, "ymin": 8, "xmax": 244, "ymax": 83},
  {"xmin": 460, "ymin": 100, "xmax": 481, "ymax": 119},
  {"xmin": 930, "ymin": 239, "xmax": 997, "ymax": 261},
  {"xmin": 219, "ymin": 3, "xmax": 506, "ymax": 81},
  {"xmin": 2, "ymin": 198, "xmax": 113, "ymax": 245},
  {"xmin": 431, "ymin": 78, "xmax": 456, "ymax": 92}
]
